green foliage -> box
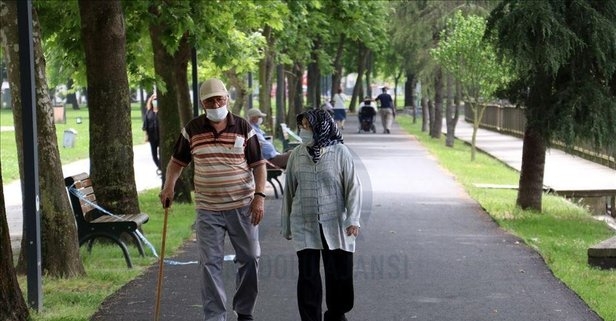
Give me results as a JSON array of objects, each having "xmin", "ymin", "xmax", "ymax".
[
  {"xmin": 35, "ymin": 0, "xmax": 85, "ymax": 88},
  {"xmin": 486, "ymin": 0, "xmax": 616, "ymax": 151},
  {"xmin": 430, "ymin": 11, "xmax": 510, "ymax": 102}
]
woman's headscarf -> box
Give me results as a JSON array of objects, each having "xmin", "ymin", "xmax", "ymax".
[{"xmin": 296, "ymin": 109, "xmax": 343, "ymax": 163}]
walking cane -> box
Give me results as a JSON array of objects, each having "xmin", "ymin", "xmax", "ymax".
[{"xmin": 154, "ymin": 200, "xmax": 170, "ymax": 321}]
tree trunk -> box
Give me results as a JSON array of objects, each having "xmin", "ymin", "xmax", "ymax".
[
  {"xmin": 330, "ymin": 33, "xmax": 345, "ymax": 100},
  {"xmin": 393, "ymin": 69, "xmax": 403, "ymax": 109},
  {"xmin": 445, "ymin": 74, "xmax": 455, "ymax": 147},
  {"xmin": 172, "ymin": 33, "xmax": 195, "ymax": 195},
  {"xmin": 350, "ymin": 42, "xmax": 369, "ymax": 113},
  {"xmin": 225, "ymin": 68, "xmax": 248, "ymax": 115},
  {"xmin": 421, "ymin": 96, "xmax": 429, "ymax": 132},
  {"xmin": 516, "ymin": 125, "xmax": 546, "ymax": 211},
  {"xmin": 258, "ymin": 25, "xmax": 275, "ymax": 121},
  {"xmin": 79, "ymin": 0, "xmax": 141, "ymax": 213},
  {"xmin": 149, "ymin": 8, "xmax": 192, "ymax": 203},
  {"xmin": 431, "ymin": 66, "xmax": 443, "ymax": 139},
  {"xmin": 405, "ymin": 72, "xmax": 417, "ymax": 123},
  {"xmin": 2, "ymin": 0, "xmax": 84, "ymax": 277},
  {"xmin": 0, "ymin": 160, "xmax": 29, "ymax": 320},
  {"xmin": 286, "ymin": 63, "xmax": 303, "ymax": 129},
  {"xmin": 364, "ymin": 50, "xmax": 373, "ymax": 99},
  {"xmin": 307, "ymin": 38, "xmax": 321, "ymax": 109},
  {"xmin": 174, "ymin": 34, "xmax": 193, "ymax": 127}
]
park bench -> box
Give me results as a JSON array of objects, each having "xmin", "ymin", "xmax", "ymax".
[
  {"xmin": 64, "ymin": 172, "xmax": 150, "ymax": 268},
  {"xmin": 266, "ymin": 160, "xmax": 284, "ymax": 199},
  {"xmin": 265, "ymin": 123, "xmax": 302, "ymax": 198},
  {"xmin": 279, "ymin": 123, "xmax": 302, "ymax": 152}
]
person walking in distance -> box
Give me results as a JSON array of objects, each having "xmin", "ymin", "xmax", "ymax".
[
  {"xmin": 282, "ymin": 109, "xmax": 362, "ymax": 321},
  {"xmin": 159, "ymin": 78, "xmax": 266, "ymax": 321},
  {"xmin": 143, "ymin": 93, "xmax": 161, "ymax": 174},
  {"xmin": 375, "ymin": 87, "xmax": 395, "ymax": 134},
  {"xmin": 332, "ymin": 88, "xmax": 347, "ymax": 130}
]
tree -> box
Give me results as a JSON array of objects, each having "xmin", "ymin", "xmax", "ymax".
[
  {"xmin": 431, "ymin": 11, "xmax": 510, "ymax": 159},
  {"xmin": 78, "ymin": 0, "xmax": 141, "ymax": 214},
  {"xmin": 0, "ymin": 162, "xmax": 29, "ymax": 321},
  {"xmin": 147, "ymin": 3, "xmax": 193, "ymax": 203},
  {"xmin": 1, "ymin": 0, "xmax": 85, "ymax": 277},
  {"xmin": 487, "ymin": 0, "xmax": 616, "ymax": 211}
]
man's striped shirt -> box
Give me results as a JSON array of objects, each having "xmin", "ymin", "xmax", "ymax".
[{"xmin": 171, "ymin": 113, "xmax": 265, "ymax": 211}]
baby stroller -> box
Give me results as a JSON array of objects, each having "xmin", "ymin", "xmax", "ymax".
[{"xmin": 358, "ymin": 105, "xmax": 377, "ymax": 133}]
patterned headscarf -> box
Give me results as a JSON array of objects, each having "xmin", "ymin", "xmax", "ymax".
[{"xmin": 296, "ymin": 109, "xmax": 344, "ymax": 163}]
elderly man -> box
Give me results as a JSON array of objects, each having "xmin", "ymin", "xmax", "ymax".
[
  {"xmin": 160, "ymin": 78, "xmax": 266, "ymax": 321},
  {"xmin": 246, "ymin": 108, "xmax": 290, "ymax": 169}
]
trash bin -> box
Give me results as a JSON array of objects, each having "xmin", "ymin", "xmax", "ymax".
[{"xmin": 63, "ymin": 128, "xmax": 77, "ymax": 148}]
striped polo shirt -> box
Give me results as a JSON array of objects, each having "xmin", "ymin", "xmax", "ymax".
[{"xmin": 171, "ymin": 113, "xmax": 265, "ymax": 211}]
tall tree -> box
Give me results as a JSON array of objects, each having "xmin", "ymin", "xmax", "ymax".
[
  {"xmin": 431, "ymin": 11, "xmax": 510, "ymax": 158},
  {"xmin": 148, "ymin": 6, "xmax": 193, "ymax": 203},
  {"xmin": 78, "ymin": 0, "xmax": 141, "ymax": 214},
  {"xmin": 487, "ymin": 0, "xmax": 616, "ymax": 211},
  {"xmin": 0, "ymin": 161, "xmax": 29, "ymax": 321},
  {"xmin": 1, "ymin": 0, "xmax": 84, "ymax": 277}
]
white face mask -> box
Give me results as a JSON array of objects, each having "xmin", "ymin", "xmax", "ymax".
[
  {"xmin": 206, "ymin": 105, "xmax": 228, "ymax": 122},
  {"xmin": 152, "ymin": 100, "xmax": 158, "ymax": 109},
  {"xmin": 257, "ymin": 117, "xmax": 264, "ymax": 126},
  {"xmin": 299, "ymin": 129, "xmax": 314, "ymax": 146}
]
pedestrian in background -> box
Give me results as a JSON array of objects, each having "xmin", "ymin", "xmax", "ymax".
[
  {"xmin": 282, "ymin": 109, "xmax": 362, "ymax": 321},
  {"xmin": 332, "ymin": 88, "xmax": 347, "ymax": 130},
  {"xmin": 159, "ymin": 78, "xmax": 266, "ymax": 321},
  {"xmin": 246, "ymin": 107, "xmax": 291, "ymax": 169},
  {"xmin": 375, "ymin": 87, "xmax": 395, "ymax": 134},
  {"xmin": 142, "ymin": 93, "xmax": 160, "ymax": 174}
]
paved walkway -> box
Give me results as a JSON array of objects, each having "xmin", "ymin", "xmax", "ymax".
[
  {"xmin": 452, "ymin": 120, "xmax": 616, "ymax": 197},
  {"xmin": 86, "ymin": 114, "xmax": 607, "ymax": 321}
]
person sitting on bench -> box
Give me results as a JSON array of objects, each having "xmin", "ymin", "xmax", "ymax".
[{"xmin": 247, "ymin": 108, "xmax": 291, "ymax": 169}]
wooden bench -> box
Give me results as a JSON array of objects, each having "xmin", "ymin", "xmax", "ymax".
[
  {"xmin": 266, "ymin": 161, "xmax": 284, "ymax": 199},
  {"xmin": 279, "ymin": 123, "xmax": 302, "ymax": 152},
  {"xmin": 64, "ymin": 173, "xmax": 150, "ymax": 268},
  {"xmin": 588, "ymin": 236, "xmax": 616, "ymax": 269}
]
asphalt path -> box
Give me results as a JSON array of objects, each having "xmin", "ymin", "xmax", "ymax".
[{"xmin": 91, "ymin": 114, "xmax": 601, "ymax": 321}]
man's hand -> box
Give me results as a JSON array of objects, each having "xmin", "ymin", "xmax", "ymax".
[
  {"xmin": 159, "ymin": 188, "xmax": 173, "ymax": 209},
  {"xmin": 250, "ymin": 196, "xmax": 265, "ymax": 225}
]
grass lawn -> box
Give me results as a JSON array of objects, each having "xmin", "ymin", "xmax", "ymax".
[
  {"xmin": 0, "ymin": 105, "xmax": 147, "ymax": 183},
  {"xmin": 396, "ymin": 114, "xmax": 616, "ymax": 321},
  {"xmin": 20, "ymin": 189, "xmax": 196, "ymax": 321}
]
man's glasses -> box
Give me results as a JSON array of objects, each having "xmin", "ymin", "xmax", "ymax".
[{"xmin": 203, "ymin": 96, "xmax": 227, "ymax": 106}]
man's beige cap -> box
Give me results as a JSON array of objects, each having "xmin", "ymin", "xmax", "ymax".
[{"xmin": 199, "ymin": 78, "xmax": 228, "ymax": 101}]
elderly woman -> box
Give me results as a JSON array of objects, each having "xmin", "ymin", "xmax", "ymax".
[{"xmin": 282, "ymin": 109, "xmax": 362, "ymax": 321}]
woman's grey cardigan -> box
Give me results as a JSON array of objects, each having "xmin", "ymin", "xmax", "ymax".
[{"xmin": 281, "ymin": 143, "xmax": 362, "ymax": 253}]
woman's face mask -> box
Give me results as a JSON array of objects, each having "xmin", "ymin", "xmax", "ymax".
[
  {"xmin": 299, "ymin": 129, "xmax": 314, "ymax": 146},
  {"xmin": 206, "ymin": 105, "xmax": 228, "ymax": 122},
  {"xmin": 257, "ymin": 117, "xmax": 264, "ymax": 126}
]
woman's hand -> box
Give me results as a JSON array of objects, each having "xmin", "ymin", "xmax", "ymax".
[{"xmin": 346, "ymin": 225, "xmax": 359, "ymax": 237}]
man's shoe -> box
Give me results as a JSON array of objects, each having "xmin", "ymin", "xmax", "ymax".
[{"xmin": 237, "ymin": 313, "xmax": 254, "ymax": 321}]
